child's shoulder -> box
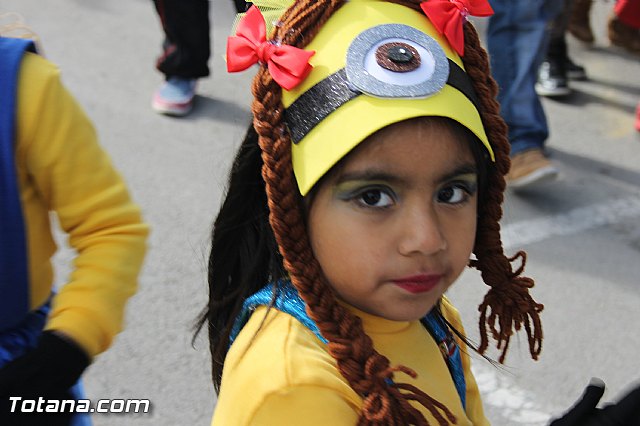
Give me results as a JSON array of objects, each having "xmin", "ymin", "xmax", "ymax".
[
  {"xmin": 18, "ymin": 50, "xmax": 60, "ymax": 85},
  {"xmin": 226, "ymin": 306, "xmax": 353, "ymax": 389},
  {"xmin": 214, "ymin": 306, "xmax": 361, "ymax": 424},
  {"xmin": 16, "ymin": 51, "xmax": 64, "ymax": 141}
]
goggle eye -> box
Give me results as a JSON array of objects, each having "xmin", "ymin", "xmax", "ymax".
[{"xmin": 346, "ymin": 24, "xmax": 450, "ymax": 99}]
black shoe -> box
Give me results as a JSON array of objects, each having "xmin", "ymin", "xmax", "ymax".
[
  {"xmin": 535, "ymin": 59, "xmax": 571, "ymax": 97},
  {"xmin": 565, "ymin": 57, "xmax": 587, "ymax": 80}
]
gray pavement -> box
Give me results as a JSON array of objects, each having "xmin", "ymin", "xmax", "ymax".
[{"xmin": 2, "ymin": 1, "xmax": 639, "ymax": 425}]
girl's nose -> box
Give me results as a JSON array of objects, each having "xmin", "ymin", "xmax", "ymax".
[{"xmin": 397, "ymin": 205, "xmax": 447, "ymax": 257}]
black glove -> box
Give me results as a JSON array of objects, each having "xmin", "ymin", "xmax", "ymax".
[
  {"xmin": 550, "ymin": 378, "xmax": 640, "ymax": 426},
  {"xmin": 0, "ymin": 331, "xmax": 90, "ymax": 425},
  {"xmin": 0, "ymin": 330, "xmax": 90, "ymax": 397}
]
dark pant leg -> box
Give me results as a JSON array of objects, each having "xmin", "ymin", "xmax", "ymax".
[
  {"xmin": 153, "ymin": 0, "xmax": 210, "ymax": 79},
  {"xmin": 547, "ymin": 0, "xmax": 572, "ymax": 61},
  {"xmin": 234, "ymin": 0, "xmax": 250, "ymax": 13}
]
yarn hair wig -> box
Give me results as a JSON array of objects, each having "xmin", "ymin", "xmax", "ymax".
[{"xmin": 247, "ymin": 0, "xmax": 543, "ymax": 424}]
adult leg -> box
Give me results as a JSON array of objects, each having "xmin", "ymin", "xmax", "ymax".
[
  {"xmin": 151, "ymin": 0, "xmax": 210, "ymax": 116},
  {"xmin": 536, "ymin": 0, "xmax": 573, "ymax": 97},
  {"xmin": 153, "ymin": 0, "xmax": 210, "ymax": 79},
  {"xmin": 609, "ymin": 0, "xmax": 640, "ymax": 53},
  {"xmin": 487, "ymin": 0, "xmax": 551, "ymax": 155},
  {"xmin": 615, "ymin": 0, "xmax": 640, "ymax": 29},
  {"xmin": 568, "ymin": 0, "xmax": 594, "ymax": 43},
  {"xmin": 487, "ymin": 0, "xmax": 562, "ymax": 187},
  {"xmin": 613, "ymin": 0, "xmax": 640, "ymax": 132},
  {"xmin": 233, "ymin": 0, "xmax": 250, "ymax": 13}
]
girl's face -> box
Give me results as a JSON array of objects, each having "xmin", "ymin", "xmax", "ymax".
[{"xmin": 307, "ymin": 118, "xmax": 478, "ymax": 321}]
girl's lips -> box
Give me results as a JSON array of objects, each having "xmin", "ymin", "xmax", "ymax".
[{"xmin": 392, "ymin": 274, "xmax": 443, "ymax": 294}]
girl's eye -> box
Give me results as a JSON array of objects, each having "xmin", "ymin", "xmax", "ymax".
[
  {"xmin": 437, "ymin": 183, "xmax": 475, "ymax": 205},
  {"xmin": 356, "ymin": 188, "xmax": 394, "ymax": 208}
]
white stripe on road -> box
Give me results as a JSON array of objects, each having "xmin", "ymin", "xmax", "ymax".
[
  {"xmin": 501, "ymin": 195, "xmax": 640, "ymax": 249},
  {"xmin": 472, "ymin": 363, "xmax": 552, "ymax": 425},
  {"xmin": 475, "ymin": 195, "xmax": 640, "ymax": 424}
]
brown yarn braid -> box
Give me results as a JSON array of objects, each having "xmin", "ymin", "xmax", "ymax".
[
  {"xmin": 249, "ymin": 0, "xmax": 461, "ymax": 424},
  {"xmin": 459, "ymin": 23, "xmax": 544, "ymax": 364},
  {"xmin": 389, "ymin": 0, "xmax": 543, "ymax": 364}
]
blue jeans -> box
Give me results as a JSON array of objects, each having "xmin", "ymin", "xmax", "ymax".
[{"xmin": 487, "ymin": 0, "xmax": 564, "ymax": 155}]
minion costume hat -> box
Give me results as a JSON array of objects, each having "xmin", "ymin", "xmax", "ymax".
[{"xmin": 227, "ymin": 0, "xmax": 543, "ymax": 423}]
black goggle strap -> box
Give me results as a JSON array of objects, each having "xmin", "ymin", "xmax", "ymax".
[{"xmin": 284, "ymin": 59, "xmax": 480, "ymax": 144}]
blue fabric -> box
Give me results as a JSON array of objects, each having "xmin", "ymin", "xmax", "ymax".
[
  {"xmin": 486, "ymin": 0, "xmax": 564, "ymax": 155},
  {"xmin": 230, "ymin": 280, "xmax": 326, "ymax": 345},
  {"xmin": 0, "ymin": 299, "xmax": 50, "ymax": 366},
  {"xmin": 68, "ymin": 381, "xmax": 92, "ymax": 426},
  {"xmin": 0, "ymin": 37, "xmax": 36, "ymax": 331},
  {"xmin": 421, "ymin": 312, "xmax": 466, "ymax": 408},
  {"xmin": 231, "ymin": 280, "xmax": 467, "ymax": 408}
]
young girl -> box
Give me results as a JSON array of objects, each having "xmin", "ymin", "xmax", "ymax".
[{"xmin": 202, "ymin": 0, "xmax": 640, "ymax": 424}]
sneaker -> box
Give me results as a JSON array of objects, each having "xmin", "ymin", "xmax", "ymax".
[
  {"xmin": 506, "ymin": 149, "xmax": 559, "ymax": 189},
  {"xmin": 152, "ymin": 77, "xmax": 197, "ymax": 116},
  {"xmin": 565, "ymin": 57, "xmax": 587, "ymax": 81},
  {"xmin": 535, "ymin": 60, "xmax": 571, "ymax": 97}
]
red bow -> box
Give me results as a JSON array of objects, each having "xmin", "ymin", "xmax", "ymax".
[
  {"xmin": 226, "ymin": 5, "xmax": 315, "ymax": 90},
  {"xmin": 420, "ymin": 0, "xmax": 493, "ymax": 56}
]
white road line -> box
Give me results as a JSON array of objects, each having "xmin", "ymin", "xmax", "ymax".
[
  {"xmin": 501, "ymin": 195, "xmax": 640, "ymax": 249},
  {"xmin": 472, "ymin": 363, "xmax": 552, "ymax": 425},
  {"xmin": 474, "ymin": 195, "xmax": 640, "ymax": 424}
]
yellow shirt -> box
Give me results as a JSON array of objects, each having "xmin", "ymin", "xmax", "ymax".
[
  {"xmin": 14, "ymin": 52, "xmax": 149, "ymax": 357},
  {"xmin": 212, "ymin": 298, "xmax": 489, "ymax": 425}
]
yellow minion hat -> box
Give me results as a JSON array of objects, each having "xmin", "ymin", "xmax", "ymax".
[{"xmin": 280, "ymin": 0, "xmax": 493, "ymax": 196}]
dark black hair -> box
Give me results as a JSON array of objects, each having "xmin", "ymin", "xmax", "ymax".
[{"xmin": 196, "ymin": 124, "xmax": 286, "ymax": 392}]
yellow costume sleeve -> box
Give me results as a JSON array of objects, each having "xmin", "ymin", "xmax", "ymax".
[
  {"xmin": 212, "ymin": 307, "xmax": 361, "ymax": 425},
  {"xmin": 15, "ymin": 52, "xmax": 149, "ymax": 358}
]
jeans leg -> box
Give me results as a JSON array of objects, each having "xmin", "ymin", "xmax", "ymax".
[{"xmin": 487, "ymin": 0, "xmax": 555, "ymax": 155}]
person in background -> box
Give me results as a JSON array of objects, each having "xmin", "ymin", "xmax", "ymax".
[
  {"xmin": 0, "ymin": 29, "xmax": 148, "ymax": 425},
  {"xmin": 151, "ymin": 0, "xmax": 211, "ymax": 116},
  {"xmin": 569, "ymin": 0, "xmax": 640, "ymax": 53},
  {"xmin": 568, "ymin": 0, "xmax": 594, "ymax": 43},
  {"xmin": 610, "ymin": 0, "xmax": 640, "ymax": 131},
  {"xmin": 150, "ymin": 0, "xmax": 249, "ymax": 116},
  {"xmin": 536, "ymin": 0, "xmax": 588, "ymax": 98},
  {"xmin": 544, "ymin": 0, "xmax": 640, "ymax": 131},
  {"xmin": 486, "ymin": 0, "xmax": 564, "ymax": 189},
  {"xmin": 609, "ymin": 0, "xmax": 640, "ymax": 53}
]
